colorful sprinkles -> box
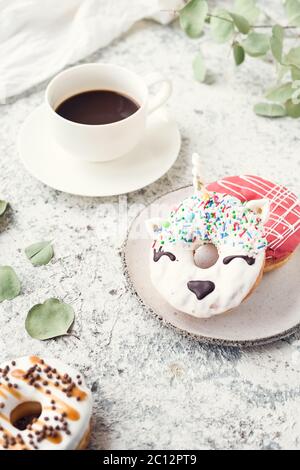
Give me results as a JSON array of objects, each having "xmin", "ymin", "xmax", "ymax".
[{"xmin": 155, "ymin": 192, "xmax": 268, "ymax": 255}]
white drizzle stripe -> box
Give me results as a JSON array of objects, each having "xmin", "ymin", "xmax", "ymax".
[{"xmin": 271, "ymin": 219, "xmax": 300, "ymax": 250}]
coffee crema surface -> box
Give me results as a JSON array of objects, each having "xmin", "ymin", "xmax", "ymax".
[{"xmin": 55, "ymin": 90, "xmax": 140, "ymax": 125}]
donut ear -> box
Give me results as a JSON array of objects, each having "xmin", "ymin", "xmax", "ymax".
[
  {"xmin": 245, "ymin": 198, "xmax": 270, "ymax": 224},
  {"xmin": 145, "ymin": 218, "xmax": 164, "ymax": 239}
]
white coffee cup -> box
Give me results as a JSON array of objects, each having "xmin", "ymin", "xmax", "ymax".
[{"xmin": 45, "ymin": 63, "xmax": 172, "ymax": 162}]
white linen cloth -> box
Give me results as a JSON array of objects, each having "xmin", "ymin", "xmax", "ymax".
[{"xmin": 0, "ymin": 0, "xmax": 183, "ymax": 100}]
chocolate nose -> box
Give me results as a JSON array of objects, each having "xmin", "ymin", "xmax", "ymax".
[{"xmin": 187, "ymin": 280, "xmax": 215, "ymax": 300}]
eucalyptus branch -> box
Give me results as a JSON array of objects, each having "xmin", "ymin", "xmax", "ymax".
[
  {"xmin": 161, "ymin": 9, "xmax": 299, "ymax": 30},
  {"xmin": 162, "ymin": 8, "xmax": 299, "ymax": 39},
  {"xmin": 178, "ymin": 0, "xmax": 300, "ymax": 118},
  {"xmin": 252, "ymin": 24, "xmax": 298, "ymax": 29},
  {"xmin": 206, "ymin": 13, "xmax": 298, "ymax": 30}
]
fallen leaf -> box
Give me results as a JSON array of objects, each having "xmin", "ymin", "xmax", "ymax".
[
  {"xmin": 0, "ymin": 200, "xmax": 8, "ymax": 217},
  {"xmin": 0, "ymin": 266, "xmax": 21, "ymax": 302},
  {"xmin": 25, "ymin": 298, "xmax": 75, "ymax": 340},
  {"xmin": 25, "ymin": 241, "xmax": 54, "ymax": 267}
]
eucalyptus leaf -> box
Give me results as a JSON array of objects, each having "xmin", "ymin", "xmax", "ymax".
[
  {"xmin": 0, "ymin": 200, "xmax": 8, "ymax": 217},
  {"xmin": 285, "ymin": 47, "xmax": 300, "ymax": 69},
  {"xmin": 229, "ymin": 12, "xmax": 250, "ymax": 34},
  {"xmin": 254, "ymin": 102, "xmax": 286, "ymax": 117},
  {"xmin": 234, "ymin": 0, "xmax": 260, "ymax": 23},
  {"xmin": 291, "ymin": 66, "xmax": 300, "ymax": 80},
  {"xmin": 276, "ymin": 64, "xmax": 290, "ymax": 81},
  {"xmin": 193, "ymin": 51, "xmax": 206, "ymax": 82},
  {"xmin": 270, "ymin": 25, "xmax": 284, "ymax": 63},
  {"xmin": 25, "ymin": 298, "xmax": 75, "ymax": 340},
  {"xmin": 233, "ymin": 43, "xmax": 245, "ymax": 65},
  {"xmin": 211, "ymin": 8, "xmax": 234, "ymax": 43},
  {"xmin": 0, "ymin": 266, "xmax": 21, "ymax": 302},
  {"xmin": 284, "ymin": 0, "xmax": 300, "ymax": 26},
  {"xmin": 242, "ymin": 32, "xmax": 270, "ymax": 57},
  {"xmin": 25, "ymin": 241, "xmax": 54, "ymax": 267},
  {"xmin": 179, "ymin": 0, "xmax": 208, "ymax": 38},
  {"xmin": 286, "ymin": 99, "xmax": 300, "ymax": 118},
  {"xmin": 292, "ymin": 83, "xmax": 300, "ymax": 104},
  {"xmin": 265, "ymin": 82, "xmax": 294, "ymax": 103}
]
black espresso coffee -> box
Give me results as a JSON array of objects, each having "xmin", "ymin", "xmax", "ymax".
[{"xmin": 55, "ymin": 90, "xmax": 140, "ymax": 125}]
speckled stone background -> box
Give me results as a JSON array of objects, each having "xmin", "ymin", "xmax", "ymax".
[{"xmin": 1, "ymin": 5, "xmax": 300, "ymax": 450}]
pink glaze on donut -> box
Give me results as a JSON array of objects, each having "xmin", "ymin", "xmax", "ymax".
[{"xmin": 207, "ymin": 175, "xmax": 300, "ymax": 262}]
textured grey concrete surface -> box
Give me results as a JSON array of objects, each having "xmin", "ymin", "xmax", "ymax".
[{"xmin": 1, "ymin": 17, "xmax": 300, "ymax": 450}]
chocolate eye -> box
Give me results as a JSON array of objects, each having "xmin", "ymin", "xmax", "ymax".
[
  {"xmin": 223, "ymin": 255, "xmax": 255, "ymax": 266},
  {"xmin": 153, "ymin": 247, "xmax": 176, "ymax": 262}
]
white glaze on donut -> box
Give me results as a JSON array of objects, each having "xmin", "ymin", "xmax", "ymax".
[
  {"xmin": 0, "ymin": 356, "xmax": 92, "ymax": 450},
  {"xmin": 147, "ymin": 191, "xmax": 268, "ymax": 318}
]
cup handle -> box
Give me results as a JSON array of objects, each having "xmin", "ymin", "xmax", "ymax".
[{"xmin": 145, "ymin": 72, "xmax": 172, "ymax": 115}]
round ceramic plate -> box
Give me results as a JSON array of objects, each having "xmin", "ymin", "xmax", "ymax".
[
  {"xmin": 124, "ymin": 186, "xmax": 300, "ymax": 347},
  {"xmin": 18, "ymin": 105, "xmax": 181, "ymax": 197}
]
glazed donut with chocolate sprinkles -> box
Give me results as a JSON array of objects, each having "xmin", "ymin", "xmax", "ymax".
[{"xmin": 0, "ymin": 356, "xmax": 92, "ymax": 450}]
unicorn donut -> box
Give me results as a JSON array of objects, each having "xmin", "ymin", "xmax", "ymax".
[{"xmin": 146, "ymin": 155, "xmax": 269, "ymax": 319}]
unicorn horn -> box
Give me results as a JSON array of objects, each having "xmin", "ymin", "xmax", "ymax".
[{"xmin": 192, "ymin": 153, "xmax": 209, "ymax": 195}]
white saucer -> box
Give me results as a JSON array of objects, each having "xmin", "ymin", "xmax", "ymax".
[
  {"xmin": 124, "ymin": 186, "xmax": 300, "ymax": 347},
  {"xmin": 18, "ymin": 106, "xmax": 181, "ymax": 197}
]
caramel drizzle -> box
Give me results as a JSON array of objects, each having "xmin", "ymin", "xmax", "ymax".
[
  {"xmin": 46, "ymin": 433, "xmax": 62, "ymax": 445},
  {"xmin": 44, "ymin": 398, "xmax": 80, "ymax": 421},
  {"xmin": 0, "ymin": 383, "xmax": 23, "ymax": 400},
  {"xmin": 30, "ymin": 356, "xmax": 44, "ymax": 365},
  {"xmin": 0, "ymin": 411, "xmax": 9, "ymax": 423}
]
